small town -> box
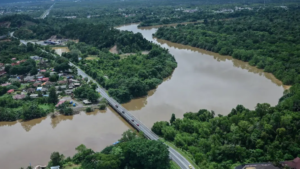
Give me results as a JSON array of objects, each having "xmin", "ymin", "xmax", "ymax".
[{"xmin": 0, "ymin": 52, "xmax": 107, "ymax": 121}]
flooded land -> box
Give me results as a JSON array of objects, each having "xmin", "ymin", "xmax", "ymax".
[{"xmin": 0, "ymin": 24, "xmax": 286, "ymax": 168}]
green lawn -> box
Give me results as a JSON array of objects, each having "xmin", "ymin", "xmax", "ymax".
[
  {"xmin": 63, "ymin": 162, "xmax": 81, "ymax": 169},
  {"xmin": 64, "ymin": 165, "xmax": 80, "ymax": 169},
  {"xmin": 170, "ymin": 161, "xmax": 181, "ymax": 169},
  {"xmin": 38, "ymin": 104, "xmax": 53, "ymax": 112},
  {"xmin": 20, "ymin": 83, "xmax": 29, "ymax": 90},
  {"xmin": 85, "ymin": 55, "xmax": 99, "ymax": 60}
]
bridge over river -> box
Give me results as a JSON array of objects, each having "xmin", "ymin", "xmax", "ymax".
[{"xmin": 70, "ymin": 63, "xmax": 195, "ymax": 169}]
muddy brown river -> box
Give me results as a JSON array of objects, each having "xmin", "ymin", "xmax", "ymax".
[{"xmin": 0, "ymin": 24, "xmax": 286, "ymax": 168}]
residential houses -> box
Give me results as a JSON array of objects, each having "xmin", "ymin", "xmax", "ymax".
[
  {"xmin": 13, "ymin": 94, "xmax": 26, "ymax": 100},
  {"xmin": 0, "ymin": 63, "xmax": 6, "ymax": 76},
  {"xmin": 0, "ymin": 56, "xmax": 82, "ymax": 101},
  {"xmin": 235, "ymin": 157, "xmax": 300, "ymax": 169}
]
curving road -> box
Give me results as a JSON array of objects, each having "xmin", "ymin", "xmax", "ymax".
[{"xmin": 69, "ymin": 62, "xmax": 195, "ymax": 169}]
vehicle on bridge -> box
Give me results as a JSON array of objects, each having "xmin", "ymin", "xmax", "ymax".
[
  {"xmin": 189, "ymin": 164, "xmax": 193, "ymax": 169},
  {"xmin": 115, "ymin": 104, "xmax": 118, "ymax": 108},
  {"xmin": 131, "ymin": 119, "xmax": 134, "ymax": 122},
  {"xmin": 136, "ymin": 124, "xmax": 139, "ymax": 126},
  {"xmin": 122, "ymin": 110, "xmax": 125, "ymax": 114}
]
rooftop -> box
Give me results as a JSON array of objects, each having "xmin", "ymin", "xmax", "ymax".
[
  {"xmin": 83, "ymin": 99, "xmax": 91, "ymax": 104},
  {"xmin": 283, "ymin": 157, "xmax": 300, "ymax": 169},
  {"xmin": 13, "ymin": 94, "xmax": 26, "ymax": 100},
  {"xmin": 55, "ymin": 100, "xmax": 65, "ymax": 107},
  {"xmin": 7, "ymin": 89, "xmax": 14, "ymax": 93},
  {"xmin": 1, "ymin": 83, "xmax": 11, "ymax": 87}
]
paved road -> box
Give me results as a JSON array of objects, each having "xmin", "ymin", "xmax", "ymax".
[
  {"xmin": 13, "ymin": 37, "xmax": 195, "ymax": 169},
  {"xmin": 70, "ymin": 62, "xmax": 195, "ymax": 169},
  {"xmin": 41, "ymin": 3, "xmax": 55, "ymax": 19}
]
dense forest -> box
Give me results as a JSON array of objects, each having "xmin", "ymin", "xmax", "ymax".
[
  {"xmin": 21, "ymin": 130, "xmax": 172, "ymax": 169},
  {"xmin": 155, "ymin": 6, "xmax": 300, "ymax": 85},
  {"xmin": 152, "ymin": 84, "xmax": 300, "ymax": 169},
  {"xmin": 2, "ymin": 1, "xmax": 300, "ymax": 169},
  {"xmin": 69, "ymin": 41, "xmax": 177, "ymax": 103}
]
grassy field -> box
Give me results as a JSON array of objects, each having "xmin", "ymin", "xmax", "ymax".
[
  {"xmin": 63, "ymin": 162, "xmax": 80, "ymax": 169},
  {"xmin": 64, "ymin": 165, "xmax": 80, "ymax": 169},
  {"xmin": 170, "ymin": 161, "xmax": 181, "ymax": 169},
  {"xmin": 38, "ymin": 104, "xmax": 53, "ymax": 112},
  {"xmin": 160, "ymin": 139, "xmax": 200, "ymax": 169},
  {"xmin": 85, "ymin": 55, "xmax": 99, "ymax": 60}
]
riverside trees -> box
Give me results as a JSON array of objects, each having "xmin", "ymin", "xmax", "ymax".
[
  {"xmin": 78, "ymin": 46, "xmax": 177, "ymax": 103},
  {"xmin": 43, "ymin": 130, "xmax": 170, "ymax": 169},
  {"xmin": 152, "ymin": 85, "xmax": 300, "ymax": 169},
  {"xmin": 155, "ymin": 6, "xmax": 300, "ymax": 85}
]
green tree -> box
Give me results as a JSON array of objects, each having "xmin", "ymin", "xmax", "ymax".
[
  {"xmin": 170, "ymin": 113, "xmax": 176, "ymax": 125},
  {"xmin": 124, "ymin": 139, "xmax": 170, "ymax": 169},
  {"xmin": 48, "ymin": 87, "xmax": 58, "ymax": 104},
  {"xmin": 47, "ymin": 152, "xmax": 64, "ymax": 167},
  {"xmin": 119, "ymin": 130, "xmax": 137, "ymax": 142},
  {"xmin": 151, "ymin": 121, "xmax": 169, "ymax": 136}
]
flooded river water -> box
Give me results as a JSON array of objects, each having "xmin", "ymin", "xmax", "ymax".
[{"xmin": 0, "ymin": 24, "xmax": 286, "ymax": 168}]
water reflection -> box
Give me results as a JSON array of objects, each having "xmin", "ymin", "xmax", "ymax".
[
  {"xmin": 0, "ymin": 107, "xmax": 131, "ymax": 169},
  {"xmin": 51, "ymin": 114, "xmax": 73, "ymax": 129},
  {"xmin": 20, "ymin": 117, "xmax": 47, "ymax": 132},
  {"xmin": 0, "ymin": 121, "xmax": 17, "ymax": 127},
  {"xmin": 86, "ymin": 109, "xmax": 107, "ymax": 116}
]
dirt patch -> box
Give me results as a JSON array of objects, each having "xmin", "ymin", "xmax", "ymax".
[
  {"xmin": 85, "ymin": 55, "xmax": 99, "ymax": 60},
  {"xmin": 284, "ymin": 85, "xmax": 292, "ymax": 90},
  {"xmin": 109, "ymin": 45, "xmax": 118, "ymax": 54},
  {"xmin": 0, "ymin": 39, "xmax": 11, "ymax": 43},
  {"xmin": 120, "ymin": 51, "xmax": 149, "ymax": 59}
]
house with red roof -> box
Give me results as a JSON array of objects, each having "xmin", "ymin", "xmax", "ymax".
[
  {"xmin": 58, "ymin": 80, "xmax": 67, "ymax": 85},
  {"xmin": 0, "ymin": 70, "xmax": 6, "ymax": 76},
  {"xmin": 41, "ymin": 78, "xmax": 49, "ymax": 82},
  {"xmin": 40, "ymin": 69, "xmax": 46, "ymax": 72},
  {"xmin": 55, "ymin": 100, "xmax": 66, "ymax": 107},
  {"xmin": 33, "ymin": 82, "xmax": 41, "ymax": 87},
  {"xmin": 283, "ymin": 157, "xmax": 300, "ymax": 169},
  {"xmin": 11, "ymin": 58, "xmax": 16, "ymax": 60},
  {"xmin": 7, "ymin": 89, "xmax": 14, "ymax": 94},
  {"xmin": 13, "ymin": 94, "xmax": 26, "ymax": 100},
  {"xmin": 1, "ymin": 83, "xmax": 11, "ymax": 87}
]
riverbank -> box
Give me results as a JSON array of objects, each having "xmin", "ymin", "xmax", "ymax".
[
  {"xmin": 118, "ymin": 23, "xmax": 285, "ymax": 126},
  {"xmin": 0, "ymin": 23, "xmax": 286, "ymax": 169},
  {"xmin": 153, "ymin": 37, "xmax": 291, "ymax": 90}
]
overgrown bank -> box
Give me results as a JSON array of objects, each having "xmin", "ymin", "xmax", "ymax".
[
  {"xmin": 152, "ymin": 84, "xmax": 300, "ymax": 169},
  {"xmin": 21, "ymin": 130, "xmax": 172, "ymax": 169},
  {"xmin": 155, "ymin": 6, "xmax": 300, "ymax": 85}
]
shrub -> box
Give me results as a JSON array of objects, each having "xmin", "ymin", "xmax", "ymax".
[{"xmin": 86, "ymin": 107, "xmax": 93, "ymax": 112}]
